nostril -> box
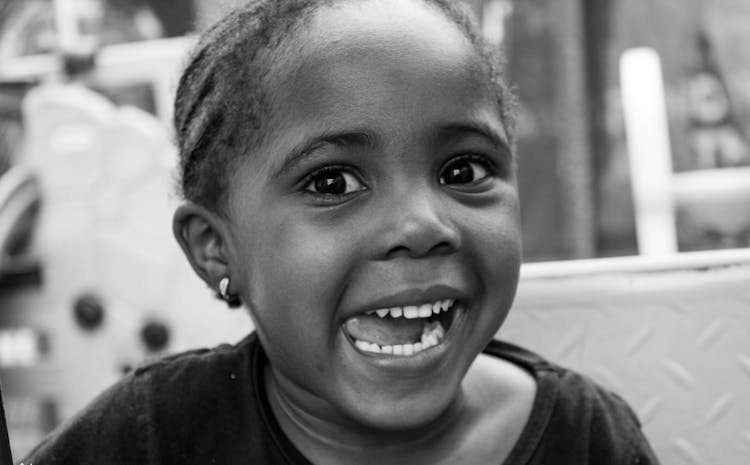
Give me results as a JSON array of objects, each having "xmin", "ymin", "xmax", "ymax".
[
  {"xmin": 430, "ymin": 241, "xmax": 457, "ymax": 256},
  {"xmin": 386, "ymin": 245, "xmax": 412, "ymax": 257},
  {"xmin": 385, "ymin": 239, "xmax": 457, "ymax": 259}
]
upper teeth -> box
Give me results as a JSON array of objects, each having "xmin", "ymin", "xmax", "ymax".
[{"xmin": 366, "ymin": 299, "xmax": 454, "ymax": 319}]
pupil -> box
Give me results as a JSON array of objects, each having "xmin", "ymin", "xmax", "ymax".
[
  {"xmin": 446, "ymin": 163, "xmax": 472, "ymax": 184},
  {"xmin": 315, "ymin": 174, "xmax": 345, "ymax": 194}
]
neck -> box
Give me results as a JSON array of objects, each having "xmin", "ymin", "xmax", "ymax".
[{"xmin": 264, "ymin": 365, "xmax": 472, "ymax": 464}]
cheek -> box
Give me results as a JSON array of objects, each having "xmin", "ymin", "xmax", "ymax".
[
  {"xmin": 462, "ymin": 199, "xmax": 522, "ymax": 295},
  {"xmin": 466, "ymin": 190, "xmax": 521, "ymax": 246},
  {"xmin": 244, "ymin": 212, "xmax": 359, "ymax": 338}
]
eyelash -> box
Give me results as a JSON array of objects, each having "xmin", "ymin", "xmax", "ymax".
[
  {"xmin": 300, "ymin": 165, "xmax": 367, "ymax": 198},
  {"xmin": 439, "ymin": 153, "xmax": 500, "ymax": 183}
]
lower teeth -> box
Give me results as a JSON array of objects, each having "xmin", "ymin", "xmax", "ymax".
[{"xmin": 354, "ymin": 320, "xmax": 446, "ymax": 356}]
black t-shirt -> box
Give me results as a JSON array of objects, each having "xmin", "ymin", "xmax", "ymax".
[{"xmin": 23, "ymin": 333, "xmax": 660, "ymax": 464}]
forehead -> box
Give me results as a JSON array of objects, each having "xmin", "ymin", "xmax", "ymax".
[
  {"xmin": 256, "ymin": 0, "xmax": 504, "ymax": 161},
  {"xmin": 300, "ymin": 0, "xmax": 474, "ymax": 62}
]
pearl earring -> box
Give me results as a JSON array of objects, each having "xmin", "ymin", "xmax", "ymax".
[{"xmin": 219, "ymin": 277, "xmax": 231, "ymax": 301}]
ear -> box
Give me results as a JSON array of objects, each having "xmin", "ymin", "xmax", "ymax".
[{"xmin": 172, "ymin": 202, "xmax": 232, "ymax": 292}]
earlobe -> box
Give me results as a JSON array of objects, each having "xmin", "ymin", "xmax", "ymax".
[{"xmin": 172, "ymin": 202, "xmax": 232, "ymax": 291}]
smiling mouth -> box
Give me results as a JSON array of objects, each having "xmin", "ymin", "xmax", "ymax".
[{"xmin": 343, "ymin": 299, "xmax": 461, "ymax": 357}]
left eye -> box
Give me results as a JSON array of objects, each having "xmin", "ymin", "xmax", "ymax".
[
  {"xmin": 439, "ymin": 158, "xmax": 491, "ymax": 185},
  {"xmin": 303, "ymin": 169, "xmax": 366, "ymax": 195}
]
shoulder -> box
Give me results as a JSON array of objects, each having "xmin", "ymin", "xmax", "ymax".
[
  {"xmin": 133, "ymin": 336, "xmax": 258, "ymax": 431},
  {"xmin": 548, "ymin": 368, "xmax": 659, "ymax": 464},
  {"xmin": 485, "ymin": 340, "xmax": 660, "ymax": 465},
  {"xmin": 132, "ymin": 334, "xmax": 254, "ymax": 393},
  {"xmin": 22, "ymin": 368, "xmax": 149, "ymax": 464},
  {"xmin": 22, "ymin": 335, "xmax": 259, "ymax": 465}
]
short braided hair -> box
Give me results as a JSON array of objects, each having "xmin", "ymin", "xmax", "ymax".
[{"xmin": 173, "ymin": 0, "xmax": 516, "ymax": 213}]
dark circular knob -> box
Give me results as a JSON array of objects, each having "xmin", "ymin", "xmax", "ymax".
[
  {"xmin": 140, "ymin": 320, "xmax": 170, "ymax": 352},
  {"xmin": 72, "ymin": 293, "xmax": 105, "ymax": 331},
  {"xmin": 62, "ymin": 47, "xmax": 97, "ymax": 77}
]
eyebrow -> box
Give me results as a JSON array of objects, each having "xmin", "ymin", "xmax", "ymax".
[
  {"xmin": 433, "ymin": 122, "xmax": 512, "ymax": 159},
  {"xmin": 273, "ymin": 121, "xmax": 512, "ymax": 178},
  {"xmin": 273, "ymin": 130, "xmax": 376, "ymax": 178}
]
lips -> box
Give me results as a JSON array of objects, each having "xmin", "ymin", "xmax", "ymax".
[{"xmin": 342, "ymin": 299, "xmax": 460, "ymax": 356}]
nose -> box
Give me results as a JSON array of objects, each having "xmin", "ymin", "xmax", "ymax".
[{"xmin": 376, "ymin": 188, "xmax": 460, "ymax": 259}]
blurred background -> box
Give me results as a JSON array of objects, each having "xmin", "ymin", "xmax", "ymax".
[{"xmin": 0, "ymin": 0, "xmax": 749, "ymax": 460}]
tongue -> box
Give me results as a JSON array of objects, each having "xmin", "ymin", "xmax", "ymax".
[{"xmin": 344, "ymin": 314, "xmax": 424, "ymax": 346}]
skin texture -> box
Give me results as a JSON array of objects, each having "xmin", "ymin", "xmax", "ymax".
[{"xmin": 174, "ymin": 1, "xmax": 533, "ymax": 463}]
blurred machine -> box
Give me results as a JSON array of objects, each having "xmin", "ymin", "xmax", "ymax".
[
  {"xmin": 621, "ymin": 48, "xmax": 750, "ymax": 256},
  {"xmin": 0, "ymin": 2, "xmax": 245, "ymax": 456},
  {"xmin": 0, "ymin": 38, "xmax": 250, "ymax": 459}
]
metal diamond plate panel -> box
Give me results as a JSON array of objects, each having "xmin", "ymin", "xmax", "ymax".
[{"xmin": 501, "ymin": 259, "xmax": 750, "ymax": 465}]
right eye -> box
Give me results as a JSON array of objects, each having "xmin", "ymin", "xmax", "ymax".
[
  {"xmin": 303, "ymin": 168, "xmax": 366, "ymax": 196},
  {"xmin": 439, "ymin": 158, "xmax": 491, "ymax": 186}
]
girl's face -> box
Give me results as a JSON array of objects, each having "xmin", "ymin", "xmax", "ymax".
[{"xmin": 225, "ymin": 0, "xmax": 521, "ymax": 431}]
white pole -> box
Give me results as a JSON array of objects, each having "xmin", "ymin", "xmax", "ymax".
[
  {"xmin": 53, "ymin": 0, "xmax": 80, "ymax": 52},
  {"xmin": 620, "ymin": 48, "xmax": 678, "ymax": 256}
]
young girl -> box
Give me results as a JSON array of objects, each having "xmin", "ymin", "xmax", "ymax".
[{"xmin": 24, "ymin": 0, "xmax": 660, "ymax": 463}]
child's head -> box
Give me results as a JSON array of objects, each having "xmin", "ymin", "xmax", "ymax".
[{"xmin": 173, "ymin": 0, "xmax": 521, "ymax": 433}]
